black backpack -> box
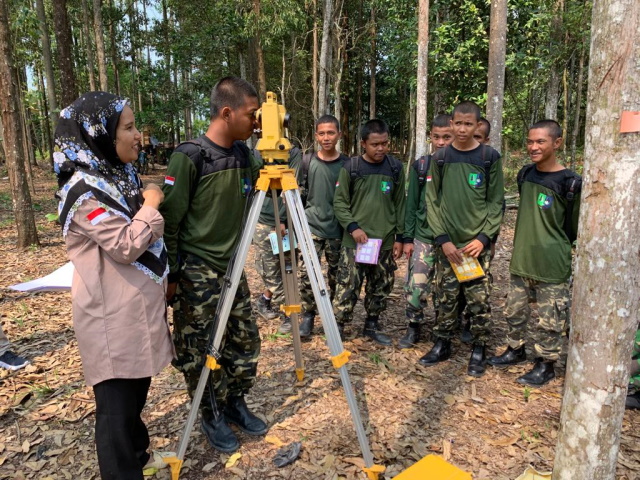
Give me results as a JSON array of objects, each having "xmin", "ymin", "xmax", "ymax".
[
  {"xmin": 432, "ymin": 144, "xmax": 499, "ymax": 198},
  {"xmin": 517, "ymin": 164, "xmax": 582, "ymax": 242},
  {"xmin": 347, "ymin": 155, "xmax": 403, "ymax": 192},
  {"xmin": 414, "ymin": 155, "xmax": 431, "ymax": 186}
]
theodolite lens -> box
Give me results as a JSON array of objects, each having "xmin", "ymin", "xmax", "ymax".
[{"xmin": 283, "ymin": 113, "xmax": 291, "ymax": 129}]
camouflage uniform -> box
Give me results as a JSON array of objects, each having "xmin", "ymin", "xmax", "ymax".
[
  {"xmin": 299, "ymin": 234, "xmax": 342, "ymax": 315},
  {"xmin": 254, "ymin": 222, "xmax": 284, "ymax": 305},
  {"xmin": 172, "ymin": 253, "xmax": 260, "ymax": 415},
  {"xmin": 504, "ymin": 274, "xmax": 570, "ymax": 361},
  {"xmin": 333, "ymin": 247, "xmax": 397, "ymax": 323},
  {"xmin": 630, "ymin": 327, "xmax": 640, "ymax": 389},
  {"xmin": 405, "ymin": 239, "xmax": 437, "ymax": 323},
  {"xmin": 433, "ymin": 247, "xmax": 492, "ymax": 344}
]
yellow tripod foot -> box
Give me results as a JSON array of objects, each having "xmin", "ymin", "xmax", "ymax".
[
  {"xmin": 163, "ymin": 456, "xmax": 183, "ymax": 480},
  {"xmin": 295, "ymin": 368, "xmax": 305, "ymax": 382},
  {"xmin": 363, "ymin": 464, "xmax": 385, "ymax": 480}
]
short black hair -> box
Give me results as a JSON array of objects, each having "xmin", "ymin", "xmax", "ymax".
[
  {"xmin": 315, "ymin": 114, "xmax": 340, "ymax": 131},
  {"xmin": 530, "ymin": 119, "xmax": 563, "ymax": 140},
  {"xmin": 431, "ymin": 114, "xmax": 452, "ymax": 129},
  {"xmin": 210, "ymin": 76, "xmax": 258, "ymax": 119},
  {"xmin": 360, "ymin": 119, "xmax": 389, "ymax": 141},
  {"xmin": 479, "ymin": 117, "xmax": 491, "ymax": 137},
  {"xmin": 452, "ymin": 101, "xmax": 481, "ymax": 121}
]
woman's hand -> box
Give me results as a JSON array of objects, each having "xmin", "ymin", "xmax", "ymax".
[{"xmin": 143, "ymin": 184, "xmax": 164, "ymax": 210}]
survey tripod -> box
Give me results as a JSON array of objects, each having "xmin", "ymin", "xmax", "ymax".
[{"xmin": 164, "ymin": 92, "xmax": 384, "ymax": 480}]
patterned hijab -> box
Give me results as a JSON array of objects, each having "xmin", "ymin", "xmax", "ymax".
[{"xmin": 54, "ymin": 92, "xmax": 168, "ymax": 283}]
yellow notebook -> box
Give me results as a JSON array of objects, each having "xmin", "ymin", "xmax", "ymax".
[{"xmin": 450, "ymin": 254, "xmax": 485, "ymax": 282}]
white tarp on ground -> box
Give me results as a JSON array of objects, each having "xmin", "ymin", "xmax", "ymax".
[{"xmin": 9, "ymin": 262, "xmax": 73, "ymax": 292}]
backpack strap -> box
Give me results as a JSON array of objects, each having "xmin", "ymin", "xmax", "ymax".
[
  {"xmin": 517, "ymin": 164, "xmax": 537, "ymax": 195},
  {"xmin": 416, "ymin": 155, "xmax": 431, "ymax": 186},
  {"xmin": 563, "ymin": 172, "xmax": 582, "ymax": 242},
  {"xmin": 387, "ymin": 155, "xmax": 402, "ymax": 185},
  {"xmin": 175, "ymin": 138, "xmax": 207, "ymax": 204},
  {"xmin": 300, "ymin": 152, "xmax": 313, "ymax": 189}
]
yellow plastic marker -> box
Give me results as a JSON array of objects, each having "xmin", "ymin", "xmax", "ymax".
[
  {"xmin": 331, "ymin": 350, "xmax": 351, "ymax": 369},
  {"xmin": 363, "ymin": 464, "xmax": 386, "ymax": 480},
  {"xmin": 205, "ymin": 355, "xmax": 221, "ymax": 371},
  {"xmin": 280, "ymin": 304, "xmax": 302, "ymax": 316},
  {"xmin": 162, "ymin": 456, "xmax": 183, "ymax": 480},
  {"xmin": 392, "ymin": 455, "xmax": 472, "ymax": 480}
]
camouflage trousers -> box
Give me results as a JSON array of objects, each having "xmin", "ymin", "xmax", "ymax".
[
  {"xmin": 630, "ymin": 327, "xmax": 640, "ymax": 388},
  {"xmin": 172, "ymin": 253, "xmax": 260, "ymax": 414},
  {"xmin": 299, "ymin": 234, "xmax": 342, "ymax": 315},
  {"xmin": 433, "ymin": 248, "xmax": 492, "ymax": 344},
  {"xmin": 505, "ymin": 275, "xmax": 570, "ymax": 361},
  {"xmin": 404, "ymin": 239, "xmax": 437, "ymax": 324},
  {"xmin": 333, "ymin": 247, "xmax": 397, "ymax": 323},
  {"xmin": 254, "ymin": 222, "xmax": 284, "ymax": 305}
]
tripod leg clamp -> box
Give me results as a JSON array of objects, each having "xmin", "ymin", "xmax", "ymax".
[
  {"xmin": 280, "ymin": 304, "xmax": 301, "ymax": 316},
  {"xmin": 331, "ymin": 350, "xmax": 351, "ymax": 369},
  {"xmin": 363, "ymin": 464, "xmax": 385, "ymax": 480},
  {"xmin": 205, "ymin": 355, "xmax": 221, "ymax": 371},
  {"xmin": 163, "ymin": 456, "xmax": 183, "ymax": 480}
]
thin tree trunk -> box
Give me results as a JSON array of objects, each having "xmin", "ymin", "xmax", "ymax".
[
  {"xmin": 486, "ymin": 0, "xmax": 507, "ymax": 153},
  {"xmin": 35, "ymin": 0, "xmax": 58, "ymax": 134},
  {"xmin": 408, "ymin": 88, "xmax": 416, "ymax": 164},
  {"xmin": 107, "ymin": 0, "xmax": 120, "ymax": 95},
  {"xmin": 318, "ymin": 0, "xmax": 334, "ymax": 115},
  {"xmin": 0, "ymin": 0, "xmax": 38, "ymax": 247},
  {"xmin": 239, "ymin": 50, "xmax": 246, "ymax": 79},
  {"xmin": 37, "ymin": 67, "xmax": 53, "ymax": 162},
  {"xmin": 253, "ymin": 0, "xmax": 266, "ymax": 101},
  {"xmin": 51, "ymin": 0, "xmax": 77, "ymax": 105},
  {"xmin": 415, "ymin": 0, "xmax": 429, "ymax": 158},
  {"xmin": 369, "ymin": 5, "xmax": 376, "ymax": 119},
  {"xmin": 93, "ymin": 0, "xmax": 108, "ymax": 90},
  {"xmin": 553, "ymin": 1, "xmax": 640, "ymax": 478},
  {"xmin": 544, "ymin": 0, "xmax": 563, "ymax": 119},
  {"xmin": 81, "ymin": 0, "xmax": 96, "ymax": 90},
  {"xmin": 312, "ymin": 0, "xmax": 318, "ymax": 120},
  {"xmin": 562, "ymin": 65, "xmax": 569, "ymax": 159},
  {"xmin": 570, "ymin": 42, "xmax": 586, "ymax": 170}
]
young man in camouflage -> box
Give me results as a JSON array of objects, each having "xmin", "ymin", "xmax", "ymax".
[
  {"xmin": 488, "ymin": 120, "xmax": 581, "ymax": 387},
  {"xmin": 332, "ymin": 119, "xmax": 405, "ymax": 346},
  {"xmin": 399, "ymin": 114, "xmax": 452, "ymax": 349},
  {"xmin": 252, "ymin": 147, "xmax": 302, "ymax": 334},
  {"xmin": 297, "ymin": 115, "xmax": 348, "ymax": 338},
  {"xmin": 422, "ymin": 101, "xmax": 504, "ymax": 377},
  {"xmin": 160, "ymin": 77, "xmax": 267, "ymax": 453}
]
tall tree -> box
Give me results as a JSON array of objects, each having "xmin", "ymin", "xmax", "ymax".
[
  {"xmin": 0, "ymin": 0, "xmax": 38, "ymax": 247},
  {"xmin": 544, "ymin": 0, "xmax": 563, "ymax": 119},
  {"xmin": 486, "ymin": 0, "xmax": 507, "ymax": 152},
  {"xmin": 93, "ymin": 0, "xmax": 108, "ymax": 90},
  {"xmin": 81, "ymin": 0, "xmax": 97, "ymax": 91},
  {"xmin": 415, "ymin": 0, "xmax": 429, "ymax": 158},
  {"xmin": 35, "ymin": 0, "xmax": 58, "ymax": 137},
  {"xmin": 51, "ymin": 0, "xmax": 78, "ymax": 105},
  {"xmin": 253, "ymin": 0, "xmax": 266, "ymax": 100},
  {"xmin": 553, "ymin": 1, "xmax": 640, "ymax": 479},
  {"xmin": 368, "ymin": 4, "xmax": 376, "ymax": 119},
  {"xmin": 317, "ymin": 0, "xmax": 334, "ymax": 115}
]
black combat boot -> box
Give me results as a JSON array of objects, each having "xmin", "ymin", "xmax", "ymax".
[
  {"xmin": 419, "ymin": 338, "xmax": 452, "ymax": 366},
  {"xmin": 460, "ymin": 317, "xmax": 472, "ymax": 344},
  {"xmin": 488, "ymin": 345, "xmax": 527, "ymax": 368},
  {"xmin": 467, "ymin": 344, "xmax": 487, "ymax": 377},
  {"xmin": 398, "ymin": 323, "xmax": 421, "ymax": 349},
  {"xmin": 255, "ymin": 294, "xmax": 278, "ymax": 320},
  {"xmin": 362, "ymin": 316, "xmax": 392, "ymax": 346},
  {"xmin": 277, "ymin": 315, "xmax": 292, "ymax": 334},
  {"xmin": 516, "ymin": 358, "xmax": 555, "ymax": 387},
  {"xmin": 299, "ymin": 312, "xmax": 315, "ymax": 338},
  {"xmin": 224, "ymin": 396, "xmax": 269, "ymax": 436},
  {"xmin": 201, "ymin": 411, "xmax": 239, "ymax": 453},
  {"xmin": 626, "ymin": 391, "xmax": 640, "ymax": 410}
]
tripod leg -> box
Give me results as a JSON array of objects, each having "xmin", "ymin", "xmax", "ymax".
[
  {"xmin": 164, "ymin": 189, "xmax": 267, "ymax": 480},
  {"xmin": 283, "ymin": 189, "xmax": 383, "ymax": 478}
]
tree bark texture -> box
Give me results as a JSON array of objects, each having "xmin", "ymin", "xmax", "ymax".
[
  {"xmin": 486, "ymin": 0, "xmax": 507, "ymax": 153},
  {"xmin": 81, "ymin": 0, "xmax": 96, "ymax": 91},
  {"xmin": 544, "ymin": 0, "xmax": 563, "ymax": 119},
  {"xmin": 552, "ymin": 1, "xmax": 640, "ymax": 479},
  {"xmin": 93, "ymin": 0, "xmax": 108, "ymax": 90},
  {"xmin": 570, "ymin": 43, "xmax": 586, "ymax": 169},
  {"xmin": 369, "ymin": 6, "xmax": 376, "ymax": 119},
  {"xmin": 312, "ymin": 0, "xmax": 318, "ymax": 120},
  {"xmin": 253, "ymin": 0, "xmax": 267, "ymax": 101},
  {"xmin": 52, "ymin": 0, "xmax": 77, "ymax": 105},
  {"xmin": 318, "ymin": 0, "xmax": 334, "ymax": 115},
  {"xmin": 108, "ymin": 0, "xmax": 120, "ymax": 95},
  {"xmin": 35, "ymin": 0, "xmax": 58, "ymax": 133},
  {"xmin": 415, "ymin": 0, "xmax": 429, "ymax": 159},
  {"xmin": 0, "ymin": 0, "xmax": 38, "ymax": 247}
]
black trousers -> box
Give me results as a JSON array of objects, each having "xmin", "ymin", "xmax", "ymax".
[{"xmin": 93, "ymin": 377, "xmax": 151, "ymax": 480}]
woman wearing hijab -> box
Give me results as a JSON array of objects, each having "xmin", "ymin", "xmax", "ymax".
[{"xmin": 54, "ymin": 92, "xmax": 174, "ymax": 480}]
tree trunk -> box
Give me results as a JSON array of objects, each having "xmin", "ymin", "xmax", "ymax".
[
  {"xmin": 552, "ymin": 1, "xmax": 640, "ymax": 479},
  {"xmin": 253, "ymin": 0, "xmax": 266, "ymax": 101},
  {"xmin": 35, "ymin": 0, "xmax": 58, "ymax": 135},
  {"xmin": 37, "ymin": 67, "xmax": 53, "ymax": 162},
  {"xmin": 318, "ymin": 0, "xmax": 334, "ymax": 115},
  {"xmin": 408, "ymin": 88, "xmax": 416, "ymax": 164},
  {"xmin": 369, "ymin": 5, "xmax": 376, "ymax": 119},
  {"xmin": 81, "ymin": 0, "xmax": 96, "ymax": 91},
  {"xmin": 544, "ymin": 0, "xmax": 563, "ymax": 119},
  {"xmin": 92, "ymin": 0, "xmax": 108, "ymax": 90},
  {"xmin": 312, "ymin": 0, "xmax": 318, "ymax": 120},
  {"xmin": 415, "ymin": 0, "xmax": 429, "ymax": 159},
  {"xmin": 486, "ymin": 0, "xmax": 507, "ymax": 153},
  {"xmin": 570, "ymin": 42, "xmax": 586, "ymax": 170},
  {"xmin": 107, "ymin": 0, "xmax": 120, "ymax": 95},
  {"xmin": 51, "ymin": 0, "xmax": 77, "ymax": 105},
  {"xmin": 0, "ymin": 0, "xmax": 38, "ymax": 247}
]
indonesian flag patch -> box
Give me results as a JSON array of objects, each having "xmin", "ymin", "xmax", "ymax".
[
  {"xmin": 164, "ymin": 176, "xmax": 175, "ymax": 186},
  {"xmin": 87, "ymin": 207, "xmax": 110, "ymax": 225},
  {"xmin": 426, "ymin": 175, "xmax": 432, "ymax": 182},
  {"xmin": 335, "ymin": 181, "xmax": 340, "ymax": 187}
]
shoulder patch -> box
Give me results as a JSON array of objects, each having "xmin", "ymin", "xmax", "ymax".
[
  {"xmin": 164, "ymin": 176, "xmax": 175, "ymax": 186},
  {"xmin": 87, "ymin": 207, "xmax": 110, "ymax": 225}
]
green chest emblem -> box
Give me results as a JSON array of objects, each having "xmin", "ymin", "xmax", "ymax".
[
  {"xmin": 381, "ymin": 181, "xmax": 391, "ymax": 194},
  {"xmin": 537, "ymin": 193, "xmax": 554, "ymax": 210},
  {"xmin": 468, "ymin": 172, "xmax": 484, "ymax": 188}
]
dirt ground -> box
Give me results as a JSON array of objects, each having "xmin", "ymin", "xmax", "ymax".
[{"xmin": 1, "ymin": 166, "xmax": 639, "ymax": 480}]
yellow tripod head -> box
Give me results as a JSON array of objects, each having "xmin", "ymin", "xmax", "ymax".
[{"xmin": 254, "ymin": 92, "xmax": 292, "ymax": 165}]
